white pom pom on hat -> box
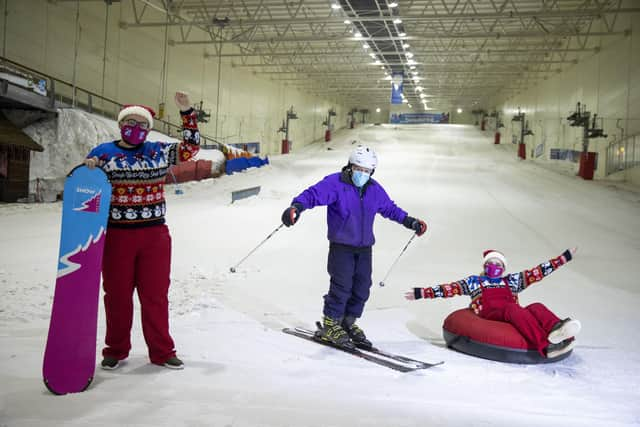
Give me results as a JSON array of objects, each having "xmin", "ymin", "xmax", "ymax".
[
  {"xmin": 117, "ymin": 104, "xmax": 156, "ymax": 129},
  {"xmin": 483, "ymin": 249, "xmax": 507, "ymax": 269}
]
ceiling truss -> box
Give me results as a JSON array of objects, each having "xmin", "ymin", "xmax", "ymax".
[{"xmin": 119, "ymin": 0, "xmax": 636, "ymax": 110}]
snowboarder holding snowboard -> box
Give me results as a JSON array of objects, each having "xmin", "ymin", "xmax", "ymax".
[
  {"xmin": 405, "ymin": 248, "xmax": 581, "ymax": 358},
  {"xmin": 281, "ymin": 146, "xmax": 427, "ymax": 350},
  {"xmin": 84, "ymin": 91, "xmax": 199, "ymax": 370}
]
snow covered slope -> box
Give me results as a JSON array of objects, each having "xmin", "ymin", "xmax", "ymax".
[{"xmin": 1, "ymin": 123, "xmax": 639, "ymax": 427}]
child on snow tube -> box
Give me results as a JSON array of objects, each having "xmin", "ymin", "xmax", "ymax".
[{"xmin": 405, "ymin": 248, "xmax": 581, "ymax": 359}]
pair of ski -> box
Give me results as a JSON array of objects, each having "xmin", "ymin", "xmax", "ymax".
[{"xmin": 283, "ymin": 326, "xmax": 443, "ymax": 373}]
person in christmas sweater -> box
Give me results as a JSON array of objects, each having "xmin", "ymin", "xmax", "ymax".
[
  {"xmin": 281, "ymin": 146, "xmax": 428, "ymax": 350},
  {"xmin": 84, "ymin": 91, "xmax": 200, "ymax": 370},
  {"xmin": 405, "ymin": 248, "xmax": 582, "ymax": 358}
]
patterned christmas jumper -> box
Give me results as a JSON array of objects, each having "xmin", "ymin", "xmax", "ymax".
[{"xmin": 87, "ymin": 108, "xmax": 200, "ymax": 365}]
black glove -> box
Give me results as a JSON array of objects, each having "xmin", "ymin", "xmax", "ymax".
[
  {"xmin": 281, "ymin": 203, "xmax": 304, "ymax": 227},
  {"xmin": 403, "ymin": 216, "xmax": 427, "ymax": 236}
]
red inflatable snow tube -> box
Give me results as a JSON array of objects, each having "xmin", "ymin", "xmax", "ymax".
[{"xmin": 442, "ymin": 308, "xmax": 572, "ymax": 364}]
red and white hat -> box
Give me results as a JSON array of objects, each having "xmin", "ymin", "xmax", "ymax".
[
  {"xmin": 117, "ymin": 104, "xmax": 156, "ymax": 129},
  {"xmin": 483, "ymin": 249, "xmax": 507, "ymax": 269}
]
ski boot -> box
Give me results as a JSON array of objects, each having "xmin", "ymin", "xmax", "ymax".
[
  {"xmin": 545, "ymin": 337, "xmax": 575, "ymax": 358},
  {"xmin": 316, "ymin": 316, "xmax": 356, "ymax": 350},
  {"xmin": 548, "ymin": 318, "xmax": 582, "ymax": 344},
  {"xmin": 342, "ymin": 316, "xmax": 373, "ymax": 349}
]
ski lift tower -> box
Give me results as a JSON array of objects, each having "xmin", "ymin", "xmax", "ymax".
[
  {"xmin": 323, "ymin": 108, "xmax": 337, "ymax": 142},
  {"xmin": 278, "ymin": 106, "xmax": 298, "ymax": 154},
  {"xmin": 512, "ymin": 107, "xmax": 533, "ymax": 159}
]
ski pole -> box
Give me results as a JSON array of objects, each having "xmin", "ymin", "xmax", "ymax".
[
  {"xmin": 378, "ymin": 233, "xmax": 417, "ymax": 287},
  {"xmin": 229, "ymin": 224, "xmax": 285, "ymax": 273}
]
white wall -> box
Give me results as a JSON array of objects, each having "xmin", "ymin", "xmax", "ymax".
[
  {"xmin": 490, "ymin": 11, "xmax": 640, "ymax": 182},
  {"xmin": 0, "ymin": 0, "xmax": 351, "ymax": 155}
]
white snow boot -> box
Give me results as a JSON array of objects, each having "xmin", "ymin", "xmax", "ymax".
[
  {"xmin": 548, "ymin": 318, "xmax": 582, "ymax": 344},
  {"xmin": 546, "ymin": 338, "xmax": 575, "ymax": 358}
]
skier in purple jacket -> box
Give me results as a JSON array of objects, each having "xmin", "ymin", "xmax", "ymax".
[{"xmin": 281, "ymin": 146, "xmax": 427, "ymax": 349}]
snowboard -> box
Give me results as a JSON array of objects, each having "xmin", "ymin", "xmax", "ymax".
[{"xmin": 42, "ymin": 165, "xmax": 111, "ymax": 395}]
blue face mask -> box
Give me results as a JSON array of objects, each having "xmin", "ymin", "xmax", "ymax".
[{"xmin": 352, "ymin": 170, "xmax": 370, "ymax": 187}]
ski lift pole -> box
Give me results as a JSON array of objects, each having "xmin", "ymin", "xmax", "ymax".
[
  {"xmin": 378, "ymin": 233, "xmax": 417, "ymax": 287},
  {"xmin": 230, "ymin": 224, "xmax": 285, "ymax": 273}
]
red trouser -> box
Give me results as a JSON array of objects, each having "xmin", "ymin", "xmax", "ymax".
[
  {"xmin": 101, "ymin": 224, "xmax": 176, "ymax": 365},
  {"xmin": 480, "ymin": 286, "xmax": 561, "ymax": 355}
]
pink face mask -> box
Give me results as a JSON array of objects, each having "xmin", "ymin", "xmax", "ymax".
[
  {"xmin": 484, "ymin": 262, "xmax": 504, "ymax": 278},
  {"xmin": 121, "ymin": 123, "xmax": 149, "ymax": 145}
]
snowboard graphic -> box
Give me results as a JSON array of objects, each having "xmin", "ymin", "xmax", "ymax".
[{"xmin": 43, "ymin": 165, "xmax": 111, "ymax": 395}]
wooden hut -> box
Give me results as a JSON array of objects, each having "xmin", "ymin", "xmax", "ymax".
[{"xmin": 0, "ymin": 113, "xmax": 43, "ymax": 202}]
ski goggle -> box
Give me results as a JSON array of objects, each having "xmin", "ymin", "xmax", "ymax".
[{"xmin": 121, "ymin": 118, "xmax": 150, "ymax": 130}]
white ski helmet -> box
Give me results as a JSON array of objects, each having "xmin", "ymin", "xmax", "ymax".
[{"xmin": 348, "ymin": 146, "xmax": 378, "ymax": 171}]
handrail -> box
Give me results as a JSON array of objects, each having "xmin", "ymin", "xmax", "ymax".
[{"xmin": 0, "ymin": 55, "xmax": 225, "ymax": 149}]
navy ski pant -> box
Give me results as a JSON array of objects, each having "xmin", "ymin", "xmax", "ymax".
[{"xmin": 323, "ymin": 244, "xmax": 372, "ymax": 320}]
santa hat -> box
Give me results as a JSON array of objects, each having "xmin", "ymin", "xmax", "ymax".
[
  {"xmin": 483, "ymin": 249, "xmax": 507, "ymax": 269},
  {"xmin": 117, "ymin": 104, "xmax": 155, "ymax": 129}
]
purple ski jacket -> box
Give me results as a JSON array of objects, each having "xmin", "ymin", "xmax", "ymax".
[{"xmin": 292, "ymin": 168, "xmax": 408, "ymax": 247}]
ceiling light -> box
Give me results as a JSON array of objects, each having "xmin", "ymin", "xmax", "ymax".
[
  {"xmin": 393, "ymin": 19, "xmax": 402, "ymax": 24},
  {"xmin": 409, "ymin": 65, "xmax": 416, "ymax": 70},
  {"xmin": 374, "ymin": 60, "xmax": 381, "ymax": 64},
  {"xmin": 408, "ymin": 104, "xmax": 412, "ymax": 108},
  {"xmin": 415, "ymin": 86, "xmax": 424, "ymax": 91},
  {"xmin": 405, "ymin": 52, "xmax": 414, "ymax": 58},
  {"xmin": 344, "ymin": 19, "xmax": 351, "ymax": 24},
  {"xmin": 398, "ymin": 32, "xmax": 406, "ymax": 37},
  {"xmin": 376, "ymin": 107, "xmax": 381, "ymax": 112},
  {"xmin": 419, "ymin": 93, "xmax": 426, "ymax": 98},
  {"xmin": 363, "ymin": 43, "xmax": 370, "ymax": 49},
  {"xmin": 388, "ymin": 2, "xmax": 398, "ymax": 7},
  {"xmin": 331, "ymin": 4, "xmax": 341, "ymax": 9},
  {"xmin": 354, "ymin": 31, "xmax": 362, "ymax": 38},
  {"xmin": 384, "ymin": 75, "xmax": 392, "ymax": 80},
  {"xmin": 457, "ymin": 108, "xmax": 463, "ymax": 113},
  {"xmin": 402, "ymin": 43, "xmax": 410, "ymax": 49},
  {"xmin": 402, "ymin": 99, "xmax": 408, "ymax": 103},
  {"xmin": 380, "ymin": 66, "xmax": 385, "ymax": 69}
]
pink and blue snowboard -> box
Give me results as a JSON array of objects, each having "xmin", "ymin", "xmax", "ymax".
[{"xmin": 43, "ymin": 166, "xmax": 111, "ymax": 395}]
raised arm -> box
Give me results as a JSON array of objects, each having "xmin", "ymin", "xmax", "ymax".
[
  {"xmin": 405, "ymin": 277, "xmax": 476, "ymax": 301},
  {"xmin": 174, "ymin": 91, "xmax": 200, "ymax": 163},
  {"xmin": 506, "ymin": 248, "xmax": 576, "ymax": 293}
]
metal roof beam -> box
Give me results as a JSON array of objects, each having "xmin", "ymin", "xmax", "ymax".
[
  {"xmin": 170, "ymin": 31, "xmax": 627, "ymax": 45},
  {"xmin": 121, "ymin": 8, "xmax": 640, "ymax": 28},
  {"xmin": 212, "ymin": 47, "xmax": 593, "ymax": 57}
]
